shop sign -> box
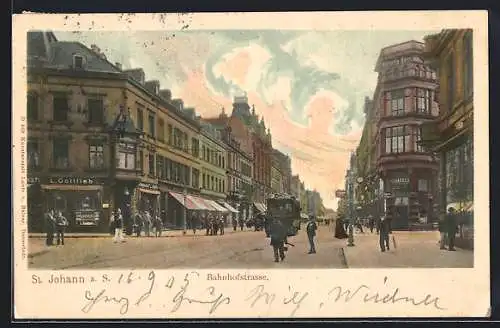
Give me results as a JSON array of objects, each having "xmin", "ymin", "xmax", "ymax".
[
  {"xmin": 48, "ymin": 176, "xmax": 104, "ymax": 185},
  {"xmin": 74, "ymin": 209, "xmax": 100, "ymax": 226},
  {"xmin": 138, "ymin": 182, "xmax": 159, "ymax": 191},
  {"xmin": 390, "ymin": 177, "xmax": 409, "ymax": 184},
  {"xmin": 28, "ymin": 177, "xmax": 41, "ymax": 184}
]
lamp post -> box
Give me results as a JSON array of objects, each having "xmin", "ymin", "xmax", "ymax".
[{"xmin": 347, "ymin": 171, "xmax": 355, "ymax": 247}]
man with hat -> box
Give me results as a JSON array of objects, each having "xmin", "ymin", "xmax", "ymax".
[{"xmin": 306, "ymin": 215, "xmax": 318, "ymax": 254}]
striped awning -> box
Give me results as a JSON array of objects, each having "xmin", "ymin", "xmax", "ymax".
[
  {"xmin": 189, "ymin": 196, "xmax": 213, "ymax": 211},
  {"xmin": 206, "ymin": 200, "xmax": 229, "ymax": 212},
  {"xmin": 169, "ymin": 192, "xmax": 203, "ymax": 210},
  {"xmin": 221, "ymin": 202, "xmax": 239, "ymax": 213},
  {"xmin": 253, "ymin": 202, "xmax": 267, "ymax": 213}
]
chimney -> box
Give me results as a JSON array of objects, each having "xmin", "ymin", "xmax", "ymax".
[
  {"xmin": 90, "ymin": 44, "xmax": 100, "ymax": 53},
  {"xmin": 159, "ymin": 89, "xmax": 172, "ymax": 101},
  {"xmin": 115, "ymin": 62, "xmax": 122, "ymax": 71},
  {"xmin": 172, "ymin": 99, "xmax": 184, "ymax": 111},
  {"xmin": 124, "ymin": 68, "xmax": 145, "ymax": 85},
  {"xmin": 145, "ymin": 80, "xmax": 160, "ymax": 94},
  {"xmin": 184, "ymin": 107, "xmax": 196, "ymax": 119}
]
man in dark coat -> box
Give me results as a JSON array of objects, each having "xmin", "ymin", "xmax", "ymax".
[
  {"xmin": 447, "ymin": 207, "xmax": 458, "ymax": 251},
  {"xmin": 306, "ymin": 215, "xmax": 318, "ymax": 254},
  {"xmin": 44, "ymin": 209, "xmax": 55, "ymax": 246},
  {"xmin": 334, "ymin": 217, "xmax": 348, "ymax": 239},
  {"xmin": 379, "ymin": 216, "xmax": 391, "ymax": 252},
  {"xmin": 269, "ymin": 219, "xmax": 287, "ymax": 262}
]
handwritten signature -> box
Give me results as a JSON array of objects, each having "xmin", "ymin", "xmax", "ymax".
[{"xmin": 245, "ymin": 284, "xmax": 309, "ymax": 316}]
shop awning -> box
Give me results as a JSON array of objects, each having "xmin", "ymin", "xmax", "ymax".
[
  {"xmin": 189, "ymin": 196, "xmax": 213, "ymax": 211},
  {"xmin": 169, "ymin": 192, "xmax": 203, "ymax": 210},
  {"xmin": 137, "ymin": 188, "xmax": 160, "ymax": 195},
  {"xmin": 253, "ymin": 202, "xmax": 267, "ymax": 213},
  {"xmin": 206, "ymin": 200, "xmax": 229, "ymax": 212},
  {"xmin": 41, "ymin": 184, "xmax": 103, "ymax": 191},
  {"xmin": 220, "ymin": 202, "xmax": 239, "ymax": 213},
  {"xmin": 447, "ymin": 201, "xmax": 473, "ymax": 212}
]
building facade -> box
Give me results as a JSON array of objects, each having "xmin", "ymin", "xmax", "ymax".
[
  {"xmin": 290, "ymin": 174, "xmax": 300, "ymax": 199},
  {"xmin": 422, "ymin": 29, "xmax": 474, "ymax": 246},
  {"xmin": 372, "ymin": 40, "xmax": 440, "ymax": 230}
]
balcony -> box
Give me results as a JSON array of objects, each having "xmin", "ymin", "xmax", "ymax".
[
  {"xmin": 377, "ymin": 152, "xmax": 438, "ymax": 170},
  {"xmin": 381, "ymin": 66, "xmax": 437, "ymax": 84}
]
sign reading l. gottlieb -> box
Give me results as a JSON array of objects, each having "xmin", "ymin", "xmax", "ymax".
[{"xmin": 47, "ymin": 176, "xmax": 104, "ymax": 185}]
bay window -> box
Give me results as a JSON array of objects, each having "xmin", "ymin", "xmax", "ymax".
[
  {"xmin": 416, "ymin": 88, "xmax": 432, "ymax": 114},
  {"xmin": 388, "ymin": 89, "xmax": 405, "ymax": 116},
  {"xmin": 413, "ymin": 126, "xmax": 424, "ymax": 152},
  {"xmin": 385, "ymin": 125, "xmax": 410, "ymax": 154},
  {"xmin": 116, "ymin": 142, "xmax": 136, "ymax": 170}
]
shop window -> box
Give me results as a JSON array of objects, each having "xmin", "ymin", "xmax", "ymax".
[
  {"xmin": 53, "ymin": 95, "xmax": 69, "ymax": 121},
  {"xmin": 89, "ymin": 144, "xmax": 104, "ymax": 169},
  {"xmin": 88, "ymin": 98, "xmax": 104, "ymax": 124},
  {"xmin": 52, "ymin": 138, "xmax": 69, "ymax": 169},
  {"xmin": 27, "ymin": 92, "xmax": 39, "ymax": 121},
  {"xmin": 418, "ymin": 179, "xmax": 428, "ymax": 192},
  {"xmin": 76, "ymin": 194, "xmax": 99, "ymax": 210},
  {"xmin": 51, "ymin": 193, "xmax": 67, "ymax": 212},
  {"xmin": 116, "ymin": 142, "xmax": 135, "ymax": 170},
  {"xmin": 27, "ymin": 140, "xmax": 40, "ymax": 169}
]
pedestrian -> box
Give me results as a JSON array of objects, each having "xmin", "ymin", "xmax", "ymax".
[
  {"xmin": 269, "ymin": 219, "xmax": 287, "ymax": 262},
  {"xmin": 192, "ymin": 212, "xmax": 198, "ymax": 235},
  {"xmin": 204, "ymin": 214, "xmax": 210, "ymax": 235},
  {"xmin": 113, "ymin": 208, "xmax": 125, "ymax": 243},
  {"xmin": 438, "ymin": 213, "xmax": 448, "ymax": 250},
  {"xmin": 334, "ymin": 217, "xmax": 348, "ymax": 239},
  {"xmin": 219, "ymin": 217, "xmax": 225, "ymax": 235},
  {"xmin": 447, "ymin": 207, "xmax": 458, "ymax": 251},
  {"xmin": 154, "ymin": 214, "xmax": 163, "ymax": 237},
  {"xmin": 239, "ymin": 217, "xmax": 245, "ymax": 231},
  {"xmin": 306, "ymin": 215, "xmax": 318, "ymax": 254},
  {"xmin": 232, "ymin": 217, "xmax": 237, "ymax": 231},
  {"xmin": 44, "ymin": 209, "xmax": 55, "ymax": 246},
  {"xmin": 378, "ymin": 216, "xmax": 390, "ymax": 252},
  {"xmin": 134, "ymin": 211, "xmax": 143, "ymax": 237},
  {"xmin": 143, "ymin": 211, "xmax": 151, "ymax": 237},
  {"xmin": 55, "ymin": 211, "xmax": 68, "ymax": 246},
  {"xmin": 368, "ymin": 215, "xmax": 375, "ymax": 233}
]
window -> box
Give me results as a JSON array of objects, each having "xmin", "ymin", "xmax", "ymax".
[
  {"xmin": 222, "ymin": 156, "xmax": 225, "ymax": 169},
  {"xmin": 384, "ymin": 126, "xmax": 410, "ymax": 154},
  {"xmin": 157, "ymin": 155, "xmax": 164, "ymax": 179},
  {"xmin": 76, "ymin": 193, "xmax": 99, "ymax": 210},
  {"xmin": 116, "ymin": 143, "xmax": 136, "ymax": 170},
  {"xmin": 73, "ymin": 55, "xmax": 84, "ymax": 69},
  {"xmin": 137, "ymin": 108, "xmax": 144, "ymax": 131},
  {"xmin": 53, "ymin": 95, "xmax": 69, "ymax": 121},
  {"xmin": 416, "ymin": 89, "xmax": 432, "ymax": 114},
  {"xmin": 202, "ymin": 173, "xmax": 206, "ymax": 189},
  {"xmin": 138, "ymin": 150, "xmax": 144, "ymax": 171},
  {"xmin": 414, "ymin": 127, "xmax": 424, "ymax": 152},
  {"xmin": 183, "ymin": 133, "xmax": 188, "ymax": 152},
  {"xmin": 167, "ymin": 124, "xmax": 173, "ymax": 144},
  {"xmin": 89, "ymin": 144, "xmax": 104, "ymax": 169},
  {"xmin": 88, "ymin": 98, "xmax": 104, "ymax": 124},
  {"xmin": 192, "ymin": 168, "xmax": 200, "ymax": 189},
  {"xmin": 27, "ymin": 140, "xmax": 40, "ymax": 169},
  {"xmin": 158, "ymin": 119, "xmax": 165, "ymax": 142},
  {"xmin": 148, "ymin": 152, "xmax": 155, "ymax": 176},
  {"xmin": 52, "ymin": 139, "xmax": 69, "ymax": 169},
  {"xmin": 148, "ymin": 112, "xmax": 155, "ymax": 138},
  {"xmin": 191, "ymin": 138, "xmax": 199, "ymax": 157},
  {"xmin": 387, "ymin": 90, "xmax": 405, "ymax": 116},
  {"xmin": 27, "ymin": 93, "xmax": 38, "ymax": 121},
  {"xmin": 418, "ymin": 179, "xmax": 428, "ymax": 192},
  {"xmin": 184, "ymin": 165, "xmax": 190, "ymax": 186},
  {"xmin": 464, "ymin": 31, "xmax": 473, "ymax": 99},
  {"xmin": 446, "ymin": 53, "xmax": 455, "ymax": 113}
]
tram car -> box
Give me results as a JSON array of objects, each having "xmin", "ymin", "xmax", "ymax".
[{"xmin": 265, "ymin": 193, "xmax": 302, "ymax": 237}]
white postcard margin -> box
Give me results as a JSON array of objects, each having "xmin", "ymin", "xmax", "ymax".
[{"xmin": 12, "ymin": 11, "xmax": 490, "ymax": 319}]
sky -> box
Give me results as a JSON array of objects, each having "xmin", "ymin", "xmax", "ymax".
[{"xmin": 55, "ymin": 29, "xmax": 437, "ymax": 209}]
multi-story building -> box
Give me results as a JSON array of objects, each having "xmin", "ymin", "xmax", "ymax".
[
  {"xmin": 270, "ymin": 149, "xmax": 292, "ymax": 194},
  {"xmin": 422, "ymin": 29, "xmax": 474, "ymax": 246},
  {"xmin": 26, "ymin": 31, "xmax": 229, "ymax": 233},
  {"xmin": 27, "ymin": 31, "xmax": 137, "ymax": 233},
  {"xmin": 371, "ymin": 40, "xmax": 440, "ymax": 230},
  {"xmin": 290, "ymin": 174, "xmax": 300, "ymax": 199},
  {"xmin": 204, "ymin": 108, "xmax": 254, "ymax": 220}
]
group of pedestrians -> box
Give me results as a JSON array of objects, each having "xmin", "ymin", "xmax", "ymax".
[{"xmin": 44, "ymin": 209, "xmax": 68, "ymax": 246}]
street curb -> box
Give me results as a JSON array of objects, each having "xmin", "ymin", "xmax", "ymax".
[{"xmin": 338, "ymin": 248, "xmax": 349, "ymax": 268}]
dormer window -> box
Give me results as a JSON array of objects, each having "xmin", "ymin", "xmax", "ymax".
[
  {"xmin": 154, "ymin": 85, "xmax": 159, "ymax": 94},
  {"xmin": 73, "ymin": 54, "xmax": 85, "ymax": 69}
]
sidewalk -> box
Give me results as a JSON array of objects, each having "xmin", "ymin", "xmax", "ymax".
[
  {"xmin": 28, "ymin": 227, "xmax": 247, "ymax": 238},
  {"xmin": 342, "ymin": 231, "xmax": 473, "ymax": 268}
]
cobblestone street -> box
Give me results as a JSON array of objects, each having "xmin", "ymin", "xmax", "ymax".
[{"xmin": 28, "ymin": 225, "xmax": 473, "ymax": 269}]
